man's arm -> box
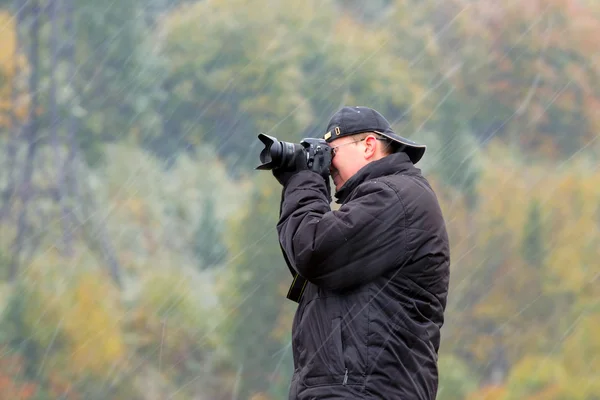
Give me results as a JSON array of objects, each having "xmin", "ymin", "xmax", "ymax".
[{"xmin": 276, "ymin": 170, "xmax": 409, "ymax": 291}]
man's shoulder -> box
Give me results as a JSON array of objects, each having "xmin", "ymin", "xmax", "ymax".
[
  {"xmin": 341, "ymin": 170, "xmax": 435, "ymax": 206},
  {"xmin": 367, "ymin": 171, "xmax": 432, "ymax": 195},
  {"xmin": 347, "ymin": 176, "xmax": 399, "ymax": 200}
]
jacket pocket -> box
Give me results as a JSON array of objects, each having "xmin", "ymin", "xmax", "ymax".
[
  {"xmin": 332, "ymin": 317, "xmax": 346, "ymax": 371},
  {"xmin": 331, "ymin": 317, "xmax": 350, "ymax": 386},
  {"xmin": 302, "ymin": 316, "xmax": 347, "ymax": 387}
]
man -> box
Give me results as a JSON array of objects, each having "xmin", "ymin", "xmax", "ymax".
[{"xmin": 272, "ymin": 106, "xmax": 450, "ymax": 399}]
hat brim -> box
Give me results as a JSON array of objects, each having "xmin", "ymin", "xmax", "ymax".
[{"xmin": 374, "ymin": 131, "xmax": 426, "ymax": 164}]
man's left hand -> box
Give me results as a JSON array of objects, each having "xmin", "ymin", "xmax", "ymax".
[
  {"xmin": 272, "ymin": 154, "xmax": 309, "ymax": 186},
  {"xmin": 272, "ymin": 144, "xmax": 332, "ymax": 202}
]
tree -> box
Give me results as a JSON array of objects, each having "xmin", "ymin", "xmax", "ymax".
[
  {"xmin": 437, "ymin": 138, "xmax": 600, "ymax": 396},
  {"xmin": 1, "ymin": 0, "xmax": 136, "ymax": 284},
  {"xmin": 10, "ymin": 0, "xmax": 42, "ymax": 281},
  {"xmin": 218, "ymin": 176, "xmax": 297, "ymax": 399},
  {"xmin": 192, "ymin": 196, "xmax": 227, "ymax": 269},
  {"xmin": 72, "ymin": 0, "xmax": 167, "ymax": 166},
  {"xmin": 436, "ymin": 354, "xmax": 479, "ymax": 400},
  {"xmin": 379, "ymin": 1, "xmax": 483, "ymax": 207},
  {"xmin": 158, "ymin": 0, "xmax": 432, "ymax": 176},
  {"xmin": 434, "ymin": 0, "xmax": 600, "ymax": 158},
  {"xmin": 522, "ymin": 199, "xmax": 545, "ymax": 268},
  {"xmin": 0, "ymin": 8, "xmax": 29, "ymax": 224},
  {"xmin": 0, "ymin": 10, "xmax": 28, "ymax": 131}
]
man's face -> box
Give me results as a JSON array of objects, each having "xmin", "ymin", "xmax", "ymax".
[{"xmin": 329, "ymin": 136, "xmax": 369, "ymax": 191}]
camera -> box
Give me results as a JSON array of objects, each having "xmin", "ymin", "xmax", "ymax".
[{"xmin": 255, "ymin": 133, "xmax": 332, "ymax": 173}]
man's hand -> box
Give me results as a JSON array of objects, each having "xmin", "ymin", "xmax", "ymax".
[
  {"xmin": 310, "ymin": 144, "xmax": 332, "ymax": 182},
  {"xmin": 272, "ymin": 144, "xmax": 332, "ymax": 203},
  {"xmin": 272, "ymin": 153, "xmax": 309, "ymax": 186}
]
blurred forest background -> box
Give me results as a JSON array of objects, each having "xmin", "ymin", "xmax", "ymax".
[{"xmin": 0, "ymin": 0, "xmax": 599, "ymax": 399}]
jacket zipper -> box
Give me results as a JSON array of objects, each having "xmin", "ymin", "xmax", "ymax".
[{"xmin": 343, "ymin": 368, "xmax": 348, "ymax": 385}]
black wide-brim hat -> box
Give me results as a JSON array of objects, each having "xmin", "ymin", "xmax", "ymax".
[{"xmin": 323, "ymin": 106, "xmax": 426, "ymax": 164}]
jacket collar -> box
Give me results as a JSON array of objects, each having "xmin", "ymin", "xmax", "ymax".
[{"xmin": 334, "ymin": 152, "xmax": 417, "ymax": 204}]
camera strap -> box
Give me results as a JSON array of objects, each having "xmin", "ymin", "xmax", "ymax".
[{"xmin": 286, "ymin": 273, "xmax": 308, "ymax": 303}]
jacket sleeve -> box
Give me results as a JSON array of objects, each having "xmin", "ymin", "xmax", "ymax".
[{"xmin": 276, "ymin": 170, "xmax": 409, "ymax": 291}]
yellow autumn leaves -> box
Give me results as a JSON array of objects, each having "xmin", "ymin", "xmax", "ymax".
[
  {"xmin": 0, "ymin": 11, "xmax": 30, "ymax": 129},
  {"xmin": 435, "ymin": 139, "xmax": 600, "ymax": 399},
  {"xmin": 18, "ymin": 264, "xmax": 125, "ymax": 379}
]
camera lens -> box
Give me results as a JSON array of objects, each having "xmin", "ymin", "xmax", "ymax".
[
  {"xmin": 256, "ymin": 133, "xmax": 305, "ymax": 170},
  {"xmin": 259, "ymin": 139, "xmax": 282, "ymax": 166}
]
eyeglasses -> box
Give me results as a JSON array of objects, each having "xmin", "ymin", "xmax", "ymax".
[
  {"xmin": 330, "ymin": 138, "xmax": 365, "ymax": 157},
  {"xmin": 330, "ymin": 137, "xmax": 389, "ymax": 157}
]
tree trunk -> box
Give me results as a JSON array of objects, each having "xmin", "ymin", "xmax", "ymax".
[
  {"xmin": 10, "ymin": 0, "xmax": 41, "ymax": 281},
  {"xmin": 62, "ymin": 0, "xmax": 77, "ymax": 256},
  {"xmin": 75, "ymin": 176, "xmax": 123, "ymax": 288},
  {"xmin": 49, "ymin": 0, "xmax": 71, "ymax": 256}
]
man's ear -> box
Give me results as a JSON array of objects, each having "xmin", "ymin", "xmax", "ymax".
[{"xmin": 364, "ymin": 134, "xmax": 377, "ymax": 158}]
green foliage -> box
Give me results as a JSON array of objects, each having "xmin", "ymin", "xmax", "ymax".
[
  {"xmin": 218, "ymin": 176, "xmax": 297, "ymax": 400},
  {"xmin": 72, "ymin": 0, "xmax": 168, "ymax": 165},
  {"xmin": 417, "ymin": 124, "xmax": 482, "ymax": 210},
  {"xmin": 0, "ymin": 280, "xmax": 49, "ymax": 380},
  {"xmin": 437, "ymin": 354, "xmax": 480, "ymax": 400},
  {"xmin": 439, "ymin": 0, "xmax": 600, "ymax": 158},
  {"xmin": 2, "ymin": 0, "xmax": 600, "ymax": 399},
  {"xmin": 82, "ymin": 143, "xmax": 242, "ymax": 397},
  {"xmin": 0, "ymin": 139, "xmax": 247, "ymax": 398},
  {"xmin": 438, "ymin": 144, "xmax": 600, "ymax": 398},
  {"xmin": 159, "ymin": 0, "xmax": 433, "ymax": 175},
  {"xmin": 86, "ymin": 142, "xmax": 246, "ymax": 277},
  {"xmin": 522, "ymin": 199, "xmax": 546, "ymax": 268},
  {"xmin": 192, "ymin": 197, "xmax": 228, "ymax": 269},
  {"xmin": 0, "ymin": 266, "xmax": 130, "ymax": 398},
  {"xmin": 504, "ymin": 355, "xmax": 566, "ymax": 399},
  {"xmin": 337, "ymin": 0, "xmax": 394, "ymax": 21},
  {"xmin": 0, "ymin": 249, "xmax": 9, "ymax": 280},
  {"xmin": 125, "ymin": 269, "xmax": 230, "ymax": 397}
]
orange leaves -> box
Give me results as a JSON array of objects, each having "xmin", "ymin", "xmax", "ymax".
[
  {"xmin": 0, "ymin": 352, "xmax": 39, "ymax": 399},
  {"xmin": 432, "ymin": 0, "xmax": 600, "ymax": 156},
  {"xmin": 466, "ymin": 384, "xmax": 507, "ymax": 400},
  {"xmin": 0, "ymin": 375, "xmax": 37, "ymax": 399},
  {"xmin": 0, "ymin": 12, "xmax": 17, "ymax": 71},
  {"xmin": 0, "ymin": 11, "xmax": 29, "ymax": 130}
]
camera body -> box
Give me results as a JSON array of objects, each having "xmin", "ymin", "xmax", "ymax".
[{"xmin": 256, "ymin": 133, "xmax": 332, "ymax": 176}]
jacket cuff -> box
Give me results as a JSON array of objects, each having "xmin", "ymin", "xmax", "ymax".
[{"xmin": 284, "ymin": 170, "xmax": 329, "ymax": 197}]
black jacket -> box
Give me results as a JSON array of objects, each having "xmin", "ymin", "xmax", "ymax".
[{"xmin": 276, "ymin": 152, "xmax": 451, "ymax": 400}]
